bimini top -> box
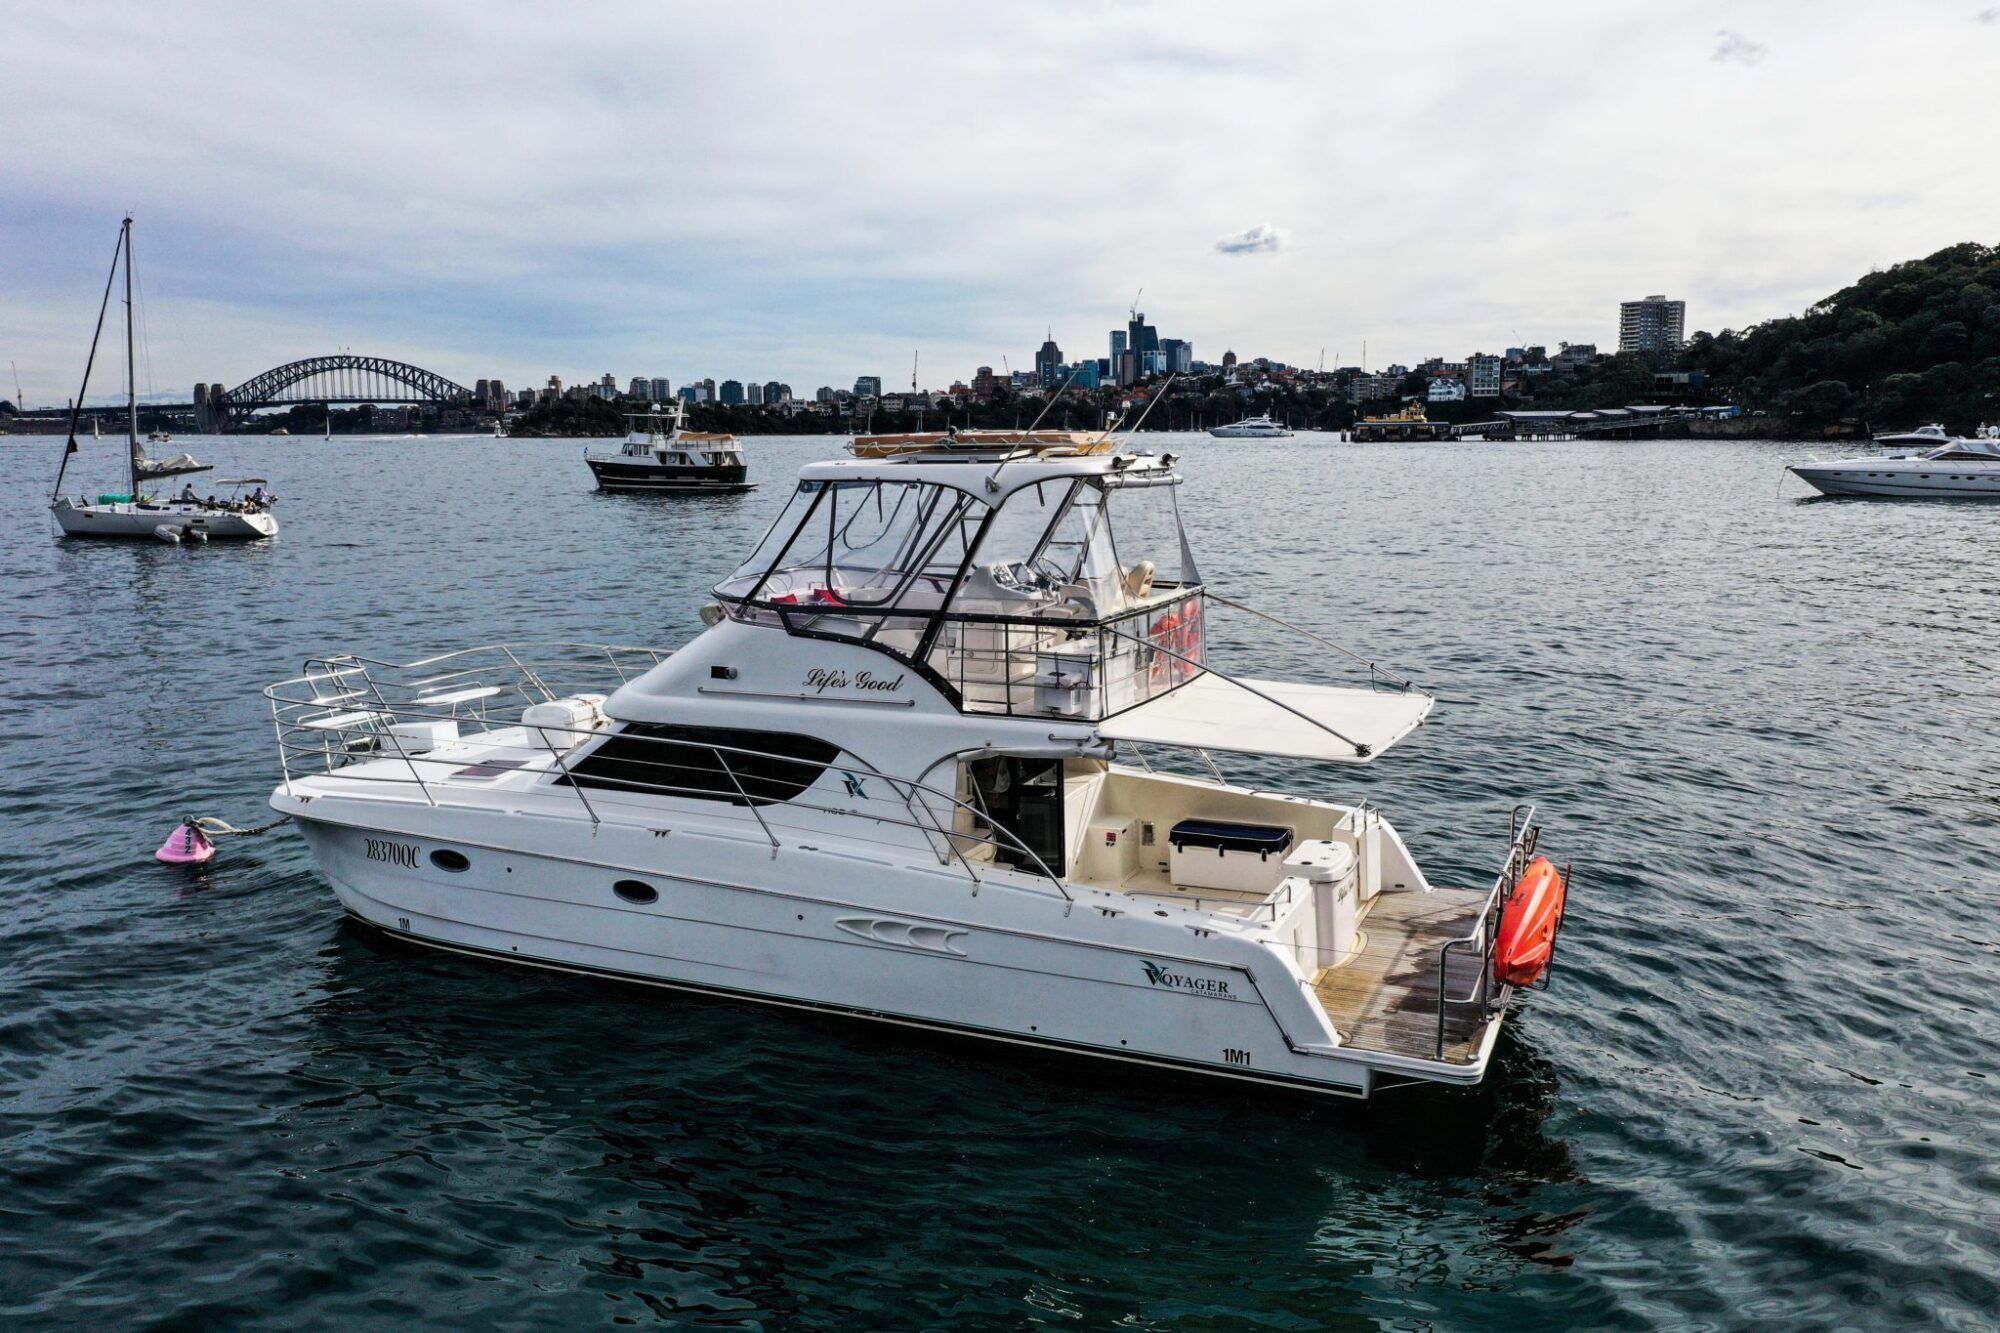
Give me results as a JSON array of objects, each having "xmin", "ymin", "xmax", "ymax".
[
  {"xmin": 1096, "ymin": 673, "xmax": 1433, "ymax": 763},
  {"xmin": 796, "ymin": 447, "xmax": 1179, "ymax": 505}
]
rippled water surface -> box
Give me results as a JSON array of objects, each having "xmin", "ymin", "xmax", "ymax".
[{"xmin": 3, "ymin": 432, "xmax": 1996, "ymax": 1329}]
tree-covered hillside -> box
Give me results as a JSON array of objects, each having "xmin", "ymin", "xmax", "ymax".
[{"xmin": 1685, "ymin": 243, "xmax": 2000, "ymax": 430}]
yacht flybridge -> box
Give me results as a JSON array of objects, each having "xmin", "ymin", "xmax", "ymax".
[{"xmin": 266, "ymin": 442, "xmax": 1569, "ymax": 1100}]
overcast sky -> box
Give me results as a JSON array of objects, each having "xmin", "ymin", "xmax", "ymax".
[{"xmin": 5, "ymin": 1, "xmax": 1997, "ymax": 405}]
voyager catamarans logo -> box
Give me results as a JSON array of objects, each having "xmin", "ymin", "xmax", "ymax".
[{"xmin": 1141, "ymin": 960, "xmax": 1234, "ymax": 999}]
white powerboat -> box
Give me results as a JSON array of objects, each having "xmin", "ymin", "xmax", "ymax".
[
  {"xmin": 50, "ymin": 218, "xmax": 279, "ymax": 542},
  {"xmin": 1209, "ymin": 413, "xmax": 1293, "ymax": 439},
  {"xmin": 1790, "ymin": 436, "xmax": 2000, "ymax": 498},
  {"xmin": 266, "ymin": 442, "xmax": 1570, "ymax": 1101},
  {"xmin": 585, "ymin": 404, "xmax": 752, "ymax": 492}
]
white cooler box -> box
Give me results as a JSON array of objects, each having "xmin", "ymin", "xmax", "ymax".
[
  {"xmin": 1168, "ymin": 819, "xmax": 1295, "ymax": 895},
  {"xmin": 522, "ymin": 693, "xmax": 607, "ymax": 750}
]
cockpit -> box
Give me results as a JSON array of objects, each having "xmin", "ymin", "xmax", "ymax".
[{"xmin": 712, "ymin": 452, "xmax": 1204, "ymax": 718}]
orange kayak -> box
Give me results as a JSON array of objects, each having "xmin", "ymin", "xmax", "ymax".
[{"xmin": 1493, "ymin": 855, "xmax": 1566, "ymax": 988}]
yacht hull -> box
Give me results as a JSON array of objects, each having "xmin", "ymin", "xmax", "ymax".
[
  {"xmin": 51, "ymin": 499, "xmax": 278, "ymax": 539},
  {"xmin": 287, "ymin": 806, "xmax": 1491, "ymax": 1100},
  {"xmin": 586, "ymin": 456, "xmax": 753, "ymax": 492},
  {"xmin": 1791, "ymin": 462, "xmax": 2000, "ymax": 499}
]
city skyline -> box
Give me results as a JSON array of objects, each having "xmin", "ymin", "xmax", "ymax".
[{"xmin": 6, "ymin": 4, "xmax": 1998, "ymax": 405}]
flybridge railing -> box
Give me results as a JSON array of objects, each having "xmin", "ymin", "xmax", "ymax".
[{"xmin": 263, "ymin": 642, "xmax": 1069, "ymax": 900}]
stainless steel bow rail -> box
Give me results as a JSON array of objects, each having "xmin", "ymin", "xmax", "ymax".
[
  {"xmin": 1433, "ymin": 804, "xmax": 1571, "ymax": 1060},
  {"xmin": 265, "ymin": 642, "xmax": 1068, "ymax": 899}
]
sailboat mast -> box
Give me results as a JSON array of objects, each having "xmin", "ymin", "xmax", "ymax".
[
  {"xmin": 123, "ymin": 217, "xmax": 139, "ymax": 498},
  {"xmin": 52, "ymin": 221, "xmax": 127, "ymax": 504}
]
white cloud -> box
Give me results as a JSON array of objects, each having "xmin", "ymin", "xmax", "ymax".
[
  {"xmin": 1977, "ymin": 6, "xmax": 2000, "ymax": 21},
  {"xmin": 1711, "ymin": 29, "xmax": 1771, "ymax": 66},
  {"xmin": 1216, "ymin": 224, "xmax": 1284, "ymax": 256},
  {"xmin": 0, "ymin": 3, "xmax": 1995, "ymax": 391}
]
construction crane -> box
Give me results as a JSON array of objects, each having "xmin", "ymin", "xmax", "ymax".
[{"xmin": 911, "ymin": 350, "xmax": 919, "ymax": 393}]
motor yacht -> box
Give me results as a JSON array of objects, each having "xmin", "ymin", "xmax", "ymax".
[
  {"xmin": 584, "ymin": 404, "xmax": 752, "ymax": 492},
  {"xmin": 1209, "ymin": 413, "xmax": 1293, "ymax": 438},
  {"xmin": 1872, "ymin": 423, "xmax": 1952, "ymax": 455},
  {"xmin": 266, "ymin": 442, "xmax": 1569, "ymax": 1100},
  {"xmin": 1791, "ymin": 436, "xmax": 2000, "ymax": 499}
]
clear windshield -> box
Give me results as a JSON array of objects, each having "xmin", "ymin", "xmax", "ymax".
[{"xmin": 715, "ymin": 479, "xmax": 987, "ymax": 611}]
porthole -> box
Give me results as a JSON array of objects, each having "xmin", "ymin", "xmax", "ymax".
[
  {"xmin": 430, "ymin": 849, "xmax": 470, "ymax": 872},
  {"xmin": 614, "ymin": 878, "xmax": 659, "ymax": 905}
]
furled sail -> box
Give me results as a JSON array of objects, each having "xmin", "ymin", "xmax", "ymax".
[{"xmin": 134, "ymin": 451, "xmax": 214, "ymax": 479}]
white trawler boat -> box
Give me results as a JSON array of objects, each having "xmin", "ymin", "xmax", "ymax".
[
  {"xmin": 266, "ymin": 442, "xmax": 1569, "ymax": 1100},
  {"xmin": 50, "ymin": 218, "xmax": 278, "ymax": 542},
  {"xmin": 1209, "ymin": 412, "xmax": 1293, "ymax": 439},
  {"xmin": 584, "ymin": 404, "xmax": 752, "ymax": 492}
]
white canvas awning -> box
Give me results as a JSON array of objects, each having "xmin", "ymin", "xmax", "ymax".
[{"xmin": 1097, "ymin": 673, "xmax": 1434, "ymax": 763}]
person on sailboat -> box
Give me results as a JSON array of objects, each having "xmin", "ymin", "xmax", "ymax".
[
  {"xmin": 249, "ymin": 485, "xmax": 273, "ymax": 506},
  {"xmin": 180, "ymin": 482, "xmax": 200, "ymax": 504}
]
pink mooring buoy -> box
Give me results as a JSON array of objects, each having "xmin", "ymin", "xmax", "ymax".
[{"xmin": 156, "ymin": 821, "xmax": 216, "ymax": 865}]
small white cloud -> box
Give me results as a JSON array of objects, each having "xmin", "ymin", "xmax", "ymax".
[
  {"xmin": 1711, "ymin": 30, "xmax": 1769, "ymax": 66},
  {"xmin": 1977, "ymin": 6, "xmax": 2000, "ymax": 22},
  {"xmin": 1215, "ymin": 223, "xmax": 1283, "ymax": 255}
]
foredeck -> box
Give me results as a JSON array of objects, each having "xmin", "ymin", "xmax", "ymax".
[{"xmin": 1313, "ymin": 886, "xmax": 1495, "ymax": 1064}]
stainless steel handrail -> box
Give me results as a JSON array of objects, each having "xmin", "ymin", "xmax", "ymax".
[
  {"xmin": 1433, "ymin": 803, "xmax": 1537, "ymax": 1060},
  {"xmin": 264, "ymin": 642, "xmax": 1069, "ymax": 899}
]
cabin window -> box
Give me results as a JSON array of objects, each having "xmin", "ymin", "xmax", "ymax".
[{"xmin": 557, "ymin": 723, "xmax": 841, "ymax": 806}]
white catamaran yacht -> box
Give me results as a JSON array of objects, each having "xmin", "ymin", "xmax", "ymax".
[
  {"xmin": 50, "ymin": 218, "xmax": 278, "ymax": 542},
  {"xmin": 1209, "ymin": 413, "xmax": 1293, "ymax": 439},
  {"xmin": 584, "ymin": 404, "xmax": 752, "ymax": 493},
  {"xmin": 266, "ymin": 441, "xmax": 1569, "ymax": 1100}
]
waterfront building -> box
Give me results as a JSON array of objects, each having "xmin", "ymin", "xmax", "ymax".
[
  {"xmin": 1619, "ymin": 295, "xmax": 1686, "ymax": 358},
  {"xmin": 854, "ymin": 375, "xmax": 883, "ymax": 398},
  {"xmin": 1466, "ymin": 353, "xmax": 1502, "ymax": 398},
  {"xmin": 629, "ymin": 376, "xmax": 649, "ymax": 399},
  {"xmin": 1035, "ymin": 334, "xmax": 1063, "ymax": 388},
  {"xmin": 1553, "ymin": 342, "xmax": 1599, "ymax": 372},
  {"xmin": 1109, "ymin": 329, "xmax": 1127, "ymax": 367},
  {"xmin": 1067, "ymin": 361, "xmax": 1101, "ymax": 390},
  {"xmin": 763, "ymin": 381, "xmax": 788, "ymax": 404},
  {"xmin": 547, "ymin": 375, "xmax": 563, "ymax": 398},
  {"xmin": 1427, "ymin": 377, "xmax": 1468, "ymax": 403},
  {"xmin": 746, "ymin": 383, "xmax": 764, "ymax": 406},
  {"xmin": 517, "ymin": 389, "xmax": 536, "ymax": 408},
  {"xmin": 597, "ymin": 373, "xmax": 617, "ymax": 400},
  {"xmin": 1221, "ymin": 350, "xmax": 1237, "ymax": 369},
  {"xmin": 971, "ymin": 365, "xmax": 1005, "ymax": 397},
  {"xmin": 679, "ymin": 386, "xmax": 698, "ymax": 403},
  {"xmin": 719, "ymin": 380, "xmax": 745, "ymax": 405},
  {"xmin": 815, "ymin": 386, "xmax": 835, "ymax": 403},
  {"xmin": 650, "ymin": 377, "xmax": 672, "ymax": 401},
  {"xmin": 1161, "ymin": 338, "xmax": 1192, "ymax": 374}
]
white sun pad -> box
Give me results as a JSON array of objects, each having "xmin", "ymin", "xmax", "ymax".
[{"xmin": 1097, "ymin": 673, "xmax": 1433, "ymax": 763}]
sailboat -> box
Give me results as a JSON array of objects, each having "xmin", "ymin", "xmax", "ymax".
[{"xmin": 49, "ymin": 218, "xmax": 278, "ymax": 542}]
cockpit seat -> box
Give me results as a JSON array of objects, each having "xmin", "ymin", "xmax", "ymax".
[{"xmin": 1124, "ymin": 560, "xmax": 1156, "ymax": 600}]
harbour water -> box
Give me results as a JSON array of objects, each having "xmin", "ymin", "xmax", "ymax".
[{"xmin": 3, "ymin": 432, "xmax": 1996, "ymax": 1327}]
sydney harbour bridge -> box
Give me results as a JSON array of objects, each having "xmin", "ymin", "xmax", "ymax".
[{"xmin": 190, "ymin": 354, "xmax": 502, "ymax": 430}]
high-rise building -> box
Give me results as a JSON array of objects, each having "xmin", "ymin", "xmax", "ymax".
[
  {"xmin": 719, "ymin": 379, "xmax": 745, "ymax": 405},
  {"xmin": 1035, "ymin": 333, "xmax": 1063, "ymax": 388},
  {"xmin": 1619, "ymin": 295, "xmax": 1686, "ymax": 358},
  {"xmin": 815, "ymin": 386, "xmax": 835, "ymax": 403},
  {"xmin": 629, "ymin": 376, "xmax": 649, "ymax": 399},
  {"xmin": 1221, "ymin": 350, "xmax": 1237, "ymax": 369},
  {"xmin": 1160, "ymin": 338, "xmax": 1192, "ymax": 374},
  {"xmin": 1109, "ymin": 330, "xmax": 1127, "ymax": 365},
  {"xmin": 854, "ymin": 375, "xmax": 882, "ymax": 398},
  {"xmin": 649, "ymin": 377, "xmax": 672, "ymax": 401},
  {"xmin": 1466, "ymin": 353, "xmax": 1502, "ymax": 398},
  {"xmin": 763, "ymin": 381, "xmax": 787, "ymax": 404},
  {"xmin": 971, "ymin": 365, "xmax": 1005, "ymax": 397},
  {"xmin": 746, "ymin": 382, "xmax": 764, "ymax": 405},
  {"xmin": 1067, "ymin": 360, "xmax": 1100, "ymax": 390}
]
